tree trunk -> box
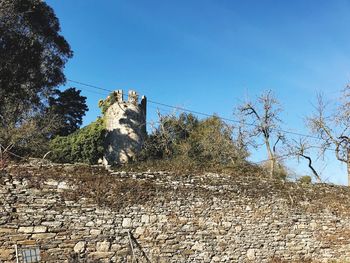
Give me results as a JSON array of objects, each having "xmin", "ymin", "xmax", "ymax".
[
  {"xmin": 347, "ymin": 149, "xmax": 350, "ymax": 186},
  {"xmin": 269, "ymin": 156, "xmax": 275, "ymax": 178},
  {"xmin": 300, "ymin": 154, "xmax": 322, "ymax": 183},
  {"xmin": 265, "ymin": 140, "xmax": 275, "ymax": 178}
]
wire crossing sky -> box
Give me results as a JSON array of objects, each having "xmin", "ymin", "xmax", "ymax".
[{"xmin": 48, "ymin": 0, "xmax": 350, "ymax": 185}]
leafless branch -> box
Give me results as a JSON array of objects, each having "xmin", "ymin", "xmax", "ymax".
[{"xmin": 236, "ymin": 90, "xmax": 284, "ymax": 178}]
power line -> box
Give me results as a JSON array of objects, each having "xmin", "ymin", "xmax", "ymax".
[
  {"xmin": 145, "ymin": 100, "xmax": 323, "ymax": 140},
  {"xmin": 68, "ymin": 79, "xmax": 112, "ymax": 93},
  {"xmin": 67, "ymin": 78, "xmax": 344, "ymax": 163},
  {"xmin": 67, "ymin": 79, "xmax": 337, "ymax": 151},
  {"xmin": 71, "ymin": 86, "xmax": 108, "ymax": 96}
]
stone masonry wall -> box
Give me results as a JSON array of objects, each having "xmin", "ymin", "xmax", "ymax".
[{"xmin": 1, "ymin": 165, "xmax": 350, "ymax": 262}]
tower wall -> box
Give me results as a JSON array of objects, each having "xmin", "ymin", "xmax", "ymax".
[{"xmin": 102, "ymin": 90, "xmax": 146, "ymax": 165}]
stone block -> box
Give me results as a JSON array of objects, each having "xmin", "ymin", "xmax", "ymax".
[
  {"xmin": 141, "ymin": 215, "xmax": 150, "ymax": 223},
  {"xmin": 192, "ymin": 242, "xmax": 204, "ymax": 251},
  {"xmin": 74, "ymin": 241, "xmax": 86, "ymax": 253},
  {"xmin": 89, "ymin": 252, "xmax": 114, "ymax": 260},
  {"xmin": 135, "ymin": 226, "xmax": 145, "ymax": 236},
  {"xmin": 31, "ymin": 233, "xmax": 56, "ymax": 239},
  {"xmin": 41, "ymin": 221, "xmax": 63, "ymax": 227},
  {"xmin": 18, "ymin": 226, "xmax": 34, "ymax": 233},
  {"xmin": 33, "ymin": 226, "xmax": 47, "ymax": 233},
  {"xmin": 86, "ymin": 221, "xmax": 95, "ymax": 227},
  {"xmin": 90, "ymin": 229, "xmax": 102, "ymax": 236},
  {"xmin": 0, "ymin": 248, "xmax": 14, "ymax": 261},
  {"xmin": 45, "ymin": 180, "xmax": 58, "ymax": 186},
  {"xmin": 57, "ymin": 181, "xmax": 70, "ymax": 190},
  {"xmin": 122, "ymin": 218, "xmax": 132, "ymax": 228},
  {"xmin": 247, "ymin": 249, "xmax": 255, "ymax": 260},
  {"xmin": 97, "ymin": 241, "xmax": 111, "ymax": 252},
  {"xmin": 0, "ymin": 227, "xmax": 16, "ymax": 233}
]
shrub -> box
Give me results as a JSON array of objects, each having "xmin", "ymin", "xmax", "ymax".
[
  {"xmin": 50, "ymin": 118, "xmax": 106, "ymax": 164},
  {"xmin": 298, "ymin": 175, "xmax": 312, "ymax": 184},
  {"xmin": 98, "ymin": 91, "xmax": 119, "ymax": 114},
  {"xmin": 185, "ymin": 116, "xmax": 248, "ymax": 166},
  {"xmin": 139, "ymin": 113, "xmax": 199, "ymax": 160},
  {"xmin": 138, "ymin": 113, "xmax": 249, "ymax": 170}
]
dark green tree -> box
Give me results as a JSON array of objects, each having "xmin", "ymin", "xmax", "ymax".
[
  {"xmin": 48, "ymin": 88, "xmax": 89, "ymax": 137},
  {"xmin": 0, "ymin": 0, "xmax": 73, "ymax": 154},
  {"xmin": 50, "ymin": 118, "xmax": 106, "ymax": 164},
  {"xmin": 141, "ymin": 113, "xmax": 199, "ymax": 159}
]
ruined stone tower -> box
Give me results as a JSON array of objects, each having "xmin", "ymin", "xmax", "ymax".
[{"xmin": 101, "ymin": 90, "xmax": 146, "ymax": 165}]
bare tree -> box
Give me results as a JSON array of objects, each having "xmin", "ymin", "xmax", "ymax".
[
  {"xmin": 237, "ymin": 90, "xmax": 285, "ymax": 178},
  {"xmin": 287, "ymin": 138, "xmax": 322, "ymax": 183},
  {"xmin": 308, "ymin": 89, "xmax": 350, "ymax": 185}
]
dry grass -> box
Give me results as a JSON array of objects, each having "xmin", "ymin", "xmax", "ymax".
[
  {"xmin": 114, "ymin": 158, "xmax": 267, "ymax": 178},
  {"xmin": 5, "ymin": 163, "xmax": 166, "ymax": 210},
  {"xmin": 4, "ymin": 162, "xmax": 350, "ymax": 215}
]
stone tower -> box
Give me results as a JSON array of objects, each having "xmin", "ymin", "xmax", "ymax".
[{"xmin": 101, "ymin": 90, "xmax": 146, "ymax": 165}]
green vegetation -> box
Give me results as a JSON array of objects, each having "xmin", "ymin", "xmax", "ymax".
[
  {"xmin": 133, "ymin": 113, "xmax": 251, "ymax": 173},
  {"xmin": 0, "ymin": 0, "xmax": 88, "ymax": 157},
  {"xmin": 50, "ymin": 118, "xmax": 106, "ymax": 164},
  {"xmin": 98, "ymin": 92, "xmax": 119, "ymax": 114},
  {"xmin": 298, "ymin": 175, "xmax": 312, "ymax": 184},
  {"xmin": 48, "ymin": 88, "xmax": 89, "ymax": 137}
]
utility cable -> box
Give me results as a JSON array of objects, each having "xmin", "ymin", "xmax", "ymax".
[{"xmin": 67, "ymin": 79, "xmax": 341, "ymax": 153}]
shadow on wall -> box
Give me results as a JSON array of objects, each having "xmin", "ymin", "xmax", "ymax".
[{"xmin": 104, "ymin": 107, "xmax": 146, "ymax": 165}]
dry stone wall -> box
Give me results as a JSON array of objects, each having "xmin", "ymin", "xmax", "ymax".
[{"xmin": 1, "ymin": 166, "xmax": 350, "ymax": 262}]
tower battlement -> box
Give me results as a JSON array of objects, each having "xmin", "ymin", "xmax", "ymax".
[
  {"xmin": 100, "ymin": 90, "xmax": 146, "ymax": 114},
  {"xmin": 113, "ymin": 89, "xmax": 139, "ymax": 104}
]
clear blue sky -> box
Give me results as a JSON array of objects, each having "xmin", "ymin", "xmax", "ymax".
[{"xmin": 47, "ymin": 0, "xmax": 350, "ymax": 185}]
